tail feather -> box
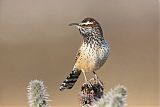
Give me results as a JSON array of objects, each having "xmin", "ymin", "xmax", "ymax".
[{"xmin": 59, "ymin": 69, "xmax": 81, "ymax": 91}]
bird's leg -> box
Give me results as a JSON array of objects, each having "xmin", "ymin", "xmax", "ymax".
[
  {"xmin": 93, "ymin": 71, "xmax": 99, "ymax": 83},
  {"xmin": 82, "ymin": 69, "xmax": 92, "ymax": 87},
  {"xmin": 82, "ymin": 70, "xmax": 88, "ymax": 82}
]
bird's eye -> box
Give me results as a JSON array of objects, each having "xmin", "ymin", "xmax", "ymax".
[{"xmin": 81, "ymin": 24, "xmax": 86, "ymax": 27}]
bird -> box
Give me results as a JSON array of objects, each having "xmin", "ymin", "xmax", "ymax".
[{"xmin": 59, "ymin": 18, "xmax": 110, "ymax": 91}]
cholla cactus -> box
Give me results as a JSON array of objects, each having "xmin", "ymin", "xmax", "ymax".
[
  {"xmin": 80, "ymin": 78, "xmax": 104, "ymax": 107},
  {"xmin": 27, "ymin": 80, "xmax": 50, "ymax": 107},
  {"xmin": 92, "ymin": 85, "xmax": 127, "ymax": 107}
]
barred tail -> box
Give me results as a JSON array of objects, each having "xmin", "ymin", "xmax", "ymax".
[{"xmin": 59, "ymin": 69, "xmax": 81, "ymax": 91}]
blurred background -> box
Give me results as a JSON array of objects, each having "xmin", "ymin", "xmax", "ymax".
[{"xmin": 0, "ymin": 0, "xmax": 158, "ymax": 107}]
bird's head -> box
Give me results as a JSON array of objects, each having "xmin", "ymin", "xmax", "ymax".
[{"xmin": 69, "ymin": 18, "xmax": 103, "ymax": 37}]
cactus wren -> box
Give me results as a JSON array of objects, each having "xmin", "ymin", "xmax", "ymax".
[{"xmin": 59, "ymin": 18, "xmax": 110, "ymax": 91}]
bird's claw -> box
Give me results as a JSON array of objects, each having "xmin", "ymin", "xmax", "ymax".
[{"xmin": 83, "ymin": 81, "xmax": 93, "ymax": 88}]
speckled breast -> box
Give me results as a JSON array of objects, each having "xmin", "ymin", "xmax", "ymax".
[{"xmin": 75, "ymin": 43, "xmax": 109, "ymax": 72}]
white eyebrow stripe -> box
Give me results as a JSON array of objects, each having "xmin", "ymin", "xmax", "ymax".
[{"xmin": 79, "ymin": 21, "xmax": 93, "ymax": 25}]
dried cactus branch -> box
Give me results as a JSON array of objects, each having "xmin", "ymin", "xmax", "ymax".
[{"xmin": 79, "ymin": 77, "xmax": 127, "ymax": 107}]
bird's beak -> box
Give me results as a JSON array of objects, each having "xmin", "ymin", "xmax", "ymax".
[{"xmin": 68, "ymin": 23, "xmax": 79, "ymax": 26}]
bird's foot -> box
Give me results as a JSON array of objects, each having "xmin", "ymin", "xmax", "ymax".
[
  {"xmin": 93, "ymin": 71, "xmax": 99, "ymax": 83},
  {"xmin": 83, "ymin": 80, "xmax": 93, "ymax": 88}
]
